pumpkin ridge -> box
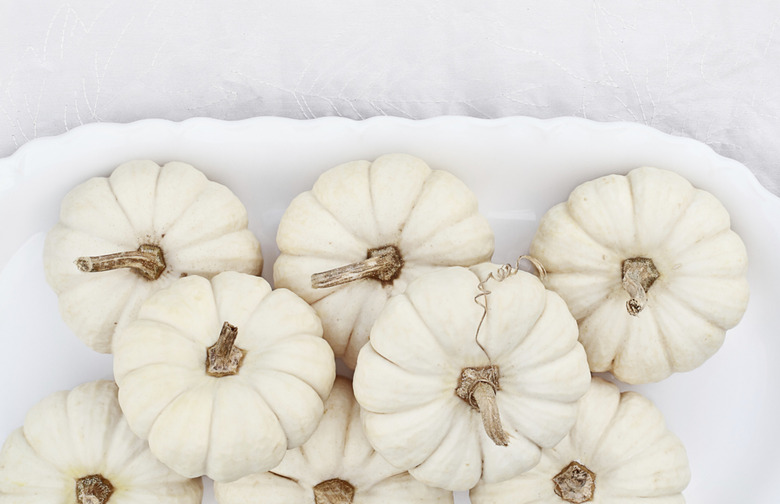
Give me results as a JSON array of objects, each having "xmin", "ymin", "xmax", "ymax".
[
  {"xmin": 366, "ymin": 158, "xmax": 382, "ymax": 242},
  {"xmin": 662, "ymin": 228, "xmax": 738, "ymax": 274},
  {"xmin": 401, "ymin": 294, "xmax": 457, "ymax": 373},
  {"xmin": 162, "ymin": 185, "xmax": 250, "ymax": 250},
  {"xmin": 104, "ymin": 174, "xmax": 147, "ymax": 243},
  {"xmin": 169, "ymin": 229, "xmax": 262, "ymax": 274},
  {"xmin": 400, "ymin": 209, "xmax": 475, "ymax": 254},
  {"xmin": 651, "ymin": 190, "xmax": 699, "ymax": 250},
  {"xmin": 650, "ymin": 288, "xmax": 726, "ymax": 369},
  {"xmin": 130, "ymin": 318, "xmax": 205, "ymax": 350},
  {"xmin": 243, "ymin": 368, "xmax": 317, "ymax": 400},
  {"xmin": 476, "ymin": 274, "xmax": 548, "ymax": 363},
  {"xmin": 67, "ymin": 384, "xmax": 112, "ymax": 465},
  {"xmin": 658, "ymin": 280, "xmax": 729, "ymax": 330},
  {"xmin": 152, "ymin": 162, "xmax": 210, "ymax": 241},
  {"xmin": 79, "ymin": 383, "xmax": 125, "ymax": 468},
  {"xmin": 595, "ymin": 427, "xmax": 677, "ymax": 482},
  {"xmin": 368, "ymin": 161, "xmax": 430, "ymax": 243},
  {"xmin": 147, "ymin": 160, "xmax": 163, "ymax": 235},
  {"xmin": 586, "ymin": 394, "xmax": 664, "ymax": 473},
  {"xmin": 202, "ymin": 379, "xmax": 225, "ymax": 478},
  {"xmin": 309, "ymin": 189, "xmax": 373, "ymax": 249},
  {"xmin": 565, "ymin": 198, "xmax": 623, "ymax": 255},
  {"xmin": 214, "ymin": 285, "xmax": 270, "ymax": 344},
  {"xmin": 585, "ymin": 294, "xmax": 631, "ymax": 372},
  {"xmin": 63, "ymin": 272, "xmax": 141, "ymax": 352},
  {"xmin": 108, "ymin": 163, "xmax": 162, "ymax": 240},
  {"xmin": 126, "ymin": 370, "xmax": 201, "ymax": 436},
  {"xmin": 401, "ymin": 215, "xmax": 492, "ymax": 265},
  {"xmin": 103, "ymin": 417, "xmax": 151, "ymax": 473},
  {"xmin": 154, "ymin": 173, "xmax": 208, "ymax": 241},
  {"xmin": 647, "ymin": 306, "xmax": 676, "ymax": 375},
  {"xmin": 574, "ymin": 387, "xmax": 625, "ymax": 468},
  {"xmin": 531, "ymin": 205, "xmax": 616, "ymax": 275},
  {"xmin": 612, "ymin": 309, "xmax": 673, "ymax": 383},
  {"xmin": 398, "ymin": 172, "xmax": 479, "ymax": 248},
  {"xmin": 501, "ymin": 296, "xmax": 578, "ymax": 371}
]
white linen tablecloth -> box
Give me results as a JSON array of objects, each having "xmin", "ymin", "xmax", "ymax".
[{"xmin": 1, "ymin": 1, "xmax": 778, "ymax": 195}]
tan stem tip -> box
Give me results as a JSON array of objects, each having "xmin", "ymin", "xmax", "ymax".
[
  {"xmin": 76, "ymin": 474, "xmax": 114, "ymax": 504},
  {"xmin": 311, "ymin": 245, "xmax": 404, "ymax": 288},
  {"xmin": 206, "ymin": 322, "xmax": 245, "ymax": 377},
  {"xmin": 456, "ymin": 365, "xmax": 509, "ymax": 446},
  {"xmin": 553, "ymin": 461, "xmax": 596, "ymax": 503},
  {"xmin": 313, "ymin": 478, "xmax": 355, "ymax": 504},
  {"xmin": 621, "ymin": 257, "xmax": 659, "ymax": 316},
  {"xmin": 76, "ymin": 244, "xmax": 166, "ymax": 281}
]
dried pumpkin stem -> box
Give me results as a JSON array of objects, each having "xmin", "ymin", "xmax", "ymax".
[
  {"xmin": 206, "ymin": 322, "xmax": 245, "ymax": 377},
  {"xmin": 76, "ymin": 244, "xmax": 166, "ymax": 281},
  {"xmin": 621, "ymin": 257, "xmax": 659, "ymax": 316},
  {"xmin": 553, "ymin": 461, "xmax": 596, "ymax": 503},
  {"xmin": 76, "ymin": 474, "xmax": 114, "ymax": 504},
  {"xmin": 456, "ymin": 365, "xmax": 509, "ymax": 446},
  {"xmin": 311, "ymin": 245, "xmax": 404, "ymax": 288},
  {"xmin": 313, "ymin": 478, "xmax": 356, "ymax": 504}
]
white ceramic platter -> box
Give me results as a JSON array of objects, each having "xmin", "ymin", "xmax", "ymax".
[{"xmin": 1, "ymin": 116, "xmax": 778, "ymax": 503}]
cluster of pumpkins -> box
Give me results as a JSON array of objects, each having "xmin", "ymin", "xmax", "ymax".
[{"xmin": 0, "ymin": 153, "xmax": 749, "ymax": 503}]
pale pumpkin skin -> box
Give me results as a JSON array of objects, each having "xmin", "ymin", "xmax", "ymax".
[
  {"xmin": 353, "ymin": 264, "xmax": 591, "ymax": 491},
  {"xmin": 215, "ymin": 377, "xmax": 453, "ymax": 504},
  {"xmin": 274, "ymin": 153, "xmax": 494, "ymax": 368},
  {"xmin": 43, "ymin": 160, "xmax": 263, "ymax": 353},
  {"xmin": 0, "ymin": 380, "xmax": 203, "ymax": 504},
  {"xmin": 113, "ymin": 271, "xmax": 336, "ymax": 483},
  {"xmin": 529, "ymin": 166, "xmax": 749, "ymax": 384},
  {"xmin": 470, "ymin": 377, "xmax": 691, "ymax": 504}
]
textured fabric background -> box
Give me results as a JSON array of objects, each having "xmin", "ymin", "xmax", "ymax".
[{"xmin": 1, "ymin": 1, "xmax": 778, "ymax": 195}]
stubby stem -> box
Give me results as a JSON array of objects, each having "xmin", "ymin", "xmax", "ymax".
[
  {"xmin": 621, "ymin": 257, "xmax": 659, "ymax": 316},
  {"xmin": 76, "ymin": 474, "xmax": 114, "ymax": 504},
  {"xmin": 553, "ymin": 461, "xmax": 596, "ymax": 503},
  {"xmin": 206, "ymin": 322, "xmax": 245, "ymax": 377},
  {"xmin": 313, "ymin": 479, "xmax": 355, "ymax": 504},
  {"xmin": 311, "ymin": 245, "xmax": 404, "ymax": 288},
  {"xmin": 76, "ymin": 244, "xmax": 166, "ymax": 281},
  {"xmin": 456, "ymin": 365, "xmax": 509, "ymax": 446}
]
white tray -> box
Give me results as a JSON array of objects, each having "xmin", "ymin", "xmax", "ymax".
[{"xmin": 1, "ymin": 116, "xmax": 778, "ymax": 503}]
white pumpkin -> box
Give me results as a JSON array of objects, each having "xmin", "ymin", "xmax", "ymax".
[
  {"xmin": 353, "ymin": 263, "xmax": 591, "ymax": 491},
  {"xmin": 469, "ymin": 377, "xmax": 691, "ymax": 504},
  {"xmin": 112, "ymin": 271, "xmax": 336, "ymax": 483},
  {"xmin": 43, "ymin": 160, "xmax": 263, "ymax": 353},
  {"xmin": 273, "ymin": 153, "xmax": 494, "ymax": 368},
  {"xmin": 529, "ymin": 166, "xmax": 749, "ymax": 384},
  {"xmin": 214, "ymin": 377, "xmax": 453, "ymax": 504},
  {"xmin": 0, "ymin": 380, "xmax": 203, "ymax": 504}
]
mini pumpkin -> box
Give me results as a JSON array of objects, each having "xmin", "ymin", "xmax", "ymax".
[
  {"xmin": 273, "ymin": 153, "xmax": 494, "ymax": 368},
  {"xmin": 214, "ymin": 377, "xmax": 453, "ymax": 504},
  {"xmin": 529, "ymin": 166, "xmax": 749, "ymax": 384},
  {"xmin": 353, "ymin": 263, "xmax": 591, "ymax": 491},
  {"xmin": 43, "ymin": 160, "xmax": 263, "ymax": 353},
  {"xmin": 0, "ymin": 380, "xmax": 203, "ymax": 504},
  {"xmin": 469, "ymin": 377, "xmax": 691, "ymax": 504},
  {"xmin": 112, "ymin": 271, "xmax": 336, "ymax": 483}
]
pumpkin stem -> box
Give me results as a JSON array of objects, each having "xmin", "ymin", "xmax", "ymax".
[
  {"xmin": 76, "ymin": 244, "xmax": 166, "ymax": 281},
  {"xmin": 552, "ymin": 461, "xmax": 596, "ymax": 503},
  {"xmin": 621, "ymin": 257, "xmax": 659, "ymax": 316},
  {"xmin": 456, "ymin": 365, "xmax": 509, "ymax": 446},
  {"xmin": 206, "ymin": 322, "xmax": 245, "ymax": 377},
  {"xmin": 311, "ymin": 245, "xmax": 404, "ymax": 288},
  {"xmin": 313, "ymin": 478, "xmax": 356, "ymax": 504},
  {"xmin": 76, "ymin": 474, "xmax": 114, "ymax": 504}
]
